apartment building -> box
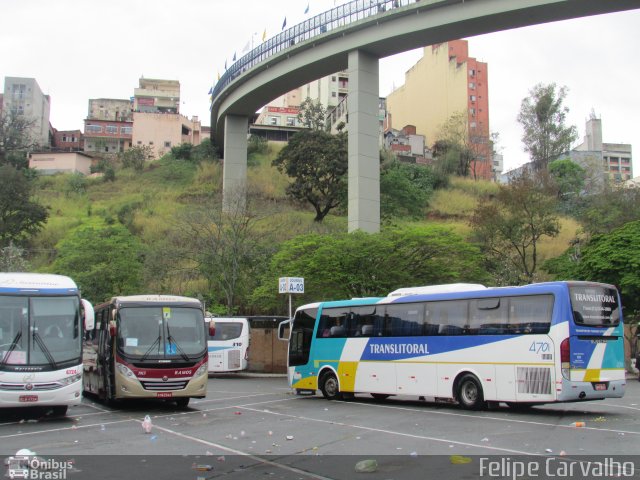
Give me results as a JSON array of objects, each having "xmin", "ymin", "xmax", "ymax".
[
  {"xmin": 574, "ymin": 116, "xmax": 633, "ymax": 184},
  {"xmin": 385, "ymin": 40, "xmax": 492, "ymax": 180},
  {"xmin": 134, "ymin": 78, "xmax": 180, "ymax": 114},
  {"xmin": 2, "ymin": 77, "xmax": 51, "ymax": 148}
]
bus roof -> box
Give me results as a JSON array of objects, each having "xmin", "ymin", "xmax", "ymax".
[
  {"xmin": 0, "ymin": 272, "xmax": 79, "ymax": 294},
  {"xmin": 100, "ymin": 295, "xmax": 203, "ymax": 309},
  {"xmin": 388, "ymin": 283, "xmax": 487, "ymax": 297}
]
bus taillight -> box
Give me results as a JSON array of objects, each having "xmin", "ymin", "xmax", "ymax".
[{"xmin": 560, "ymin": 337, "xmax": 570, "ymax": 379}]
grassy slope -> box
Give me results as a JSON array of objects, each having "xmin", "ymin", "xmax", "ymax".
[{"xmin": 30, "ymin": 148, "xmax": 577, "ymax": 281}]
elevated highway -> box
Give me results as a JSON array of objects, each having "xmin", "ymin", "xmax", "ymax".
[{"xmin": 211, "ymin": 0, "xmax": 640, "ymax": 232}]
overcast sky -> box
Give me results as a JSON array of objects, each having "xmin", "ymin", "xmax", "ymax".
[{"xmin": 1, "ymin": 0, "xmax": 638, "ymax": 174}]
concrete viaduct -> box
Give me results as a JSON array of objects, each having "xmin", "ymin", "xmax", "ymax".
[{"xmin": 210, "ymin": 0, "xmax": 640, "ymax": 233}]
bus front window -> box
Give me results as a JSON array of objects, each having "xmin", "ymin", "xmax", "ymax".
[
  {"xmin": 118, "ymin": 307, "xmax": 205, "ymax": 359},
  {"xmin": 0, "ymin": 296, "xmax": 28, "ymax": 365},
  {"xmin": 31, "ymin": 297, "xmax": 81, "ymax": 366}
]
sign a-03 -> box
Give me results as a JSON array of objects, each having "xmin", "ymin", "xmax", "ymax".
[{"xmin": 279, "ymin": 277, "xmax": 304, "ymax": 294}]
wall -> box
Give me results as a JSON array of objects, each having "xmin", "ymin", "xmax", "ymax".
[
  {"xmin": 29, "ymin": 152, "xmax": 93, "ymax": 175},
  {"xmin": 132, "ymin": 112, "xmax": 200, "ymax": 159}
]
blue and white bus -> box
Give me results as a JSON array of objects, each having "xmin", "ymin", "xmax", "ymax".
[
  {"xmin": 279, "ymin": 282, "xmax": 626, "ymax": 409},
  {"xmin": 0, "ymin": 273, "xmax": 94, "ymax": 416}
]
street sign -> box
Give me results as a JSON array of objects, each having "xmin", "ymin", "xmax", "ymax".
[{"xmin": 279, "ymin": 277, "xmax": 304, "ymax": 294}]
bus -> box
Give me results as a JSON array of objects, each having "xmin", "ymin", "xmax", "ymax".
[
  {"xmin": 205, "ymin": 317, "xmax": 250, "ymax": 373},
  {"xmin": 0, "ymin": 273, "xmax": 94, "ymax": 416},
  {"xmin": 279, "ymin": 281, "xmax": 626, "ymax": 409},
  {"xmin": 83, "ymin": 295, "xmax": 211, "ymax": 408}
]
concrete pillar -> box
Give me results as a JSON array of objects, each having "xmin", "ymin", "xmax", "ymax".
[
  {"xmin": 347, "ymin": 50, "xmax": 380, "ymax": 233},
  {"xmin": 222, "ymin": 114, "xmax": 249, "ymax": 213}
]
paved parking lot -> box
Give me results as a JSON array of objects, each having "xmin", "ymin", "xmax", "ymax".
[{"xmin": 2, "ymin": 375, "xmax": 639, "ymax": 479}]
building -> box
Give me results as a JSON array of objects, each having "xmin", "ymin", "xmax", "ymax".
[
  {"xmin": 29, "ymin": 151, "xmax": 93, "ymax": 175},
  {"xmin": 83, "ymin": 118, "xmax": 133, "ymax": 154},
  {"xmin": 132, "ymin": 112, "xmax": 202, "ymax": 159},
  {"xmin": 88, "ymin": 98, "xmax": 133, "ymax": 122},
  {"xmin": 385, "ymin": 40, "xmax": 492, "ymax": 180},
  {"xmin": 384, "ymin": 125, "xmax": 428, "ymax": 163},
  {"xmin": 2, "ymin": 77, "xmax": 51, "ymax": 148},
  {"xmin": 52, "ymin": 129, "xmax": 83, "ymax": 152},
  {"xmin": 133, "ymin": 78, "xmax": 180, "ymax": 114},
  {"xmin": 574, "ymin": 115, "xmax": 633, "ymax": 183}
]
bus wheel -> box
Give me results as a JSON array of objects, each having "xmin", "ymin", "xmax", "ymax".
[
  {"xmin": 50, "ymin": 406, "xmax": 68, "ymax": 417},
  {"xmin": 456, "ymin": 374, "xmax": 485, "ymax": 410},
  {"xmin": 319, "ymin": 372, "xmax": 342, "ymax": 400},
  {"xmin": 371, "ymin": 393, "xmax": 390, "ymax": 400},
  {"xmin": 175, "ymin": 398, "xmax": 190, "ymax": 409}
]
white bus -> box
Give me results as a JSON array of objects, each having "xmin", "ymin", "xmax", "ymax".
[
  {"xmin": 205, "ymin": 317, "xmax": 250, "ymax": 373},
  {"xmin": 0, "ymin": 273, "xmax": 94, "ymax": 416},
  {"xmin": 280, "ymin": 282, "xmax": 626, "ymax": 409}
]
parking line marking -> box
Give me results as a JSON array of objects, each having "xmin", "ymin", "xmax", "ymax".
[{"xmin": 151, "ymin": 424, "xmax": 333, "ymax": 480}]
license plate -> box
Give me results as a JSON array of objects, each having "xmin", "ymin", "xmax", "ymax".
[
  {"xmin": 594, "ymin": 383, "xmax": 607, "ymax": 391},
  {"xmin": 156, "ymin": 392, "xmax": 173, "ymax": 398},
  {"xmin": 19, "ymin": 395, "xmax": 38, "ymax": 402}
]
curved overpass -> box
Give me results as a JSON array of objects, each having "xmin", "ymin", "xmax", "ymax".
[{"xmin": 211, "ymin": 0, "xmax": 640, "ymax": 232}]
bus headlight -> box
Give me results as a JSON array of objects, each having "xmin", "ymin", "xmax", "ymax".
[
  {"xmin": 116, "ymin": 363, "xmax": 135, "ymax": 378},
  {"xmin": 59, "ymin": 373, "xmax": 82, "ymax": 386},
  {"xmin": 195, "ymin": 364, "xmax": 208, "ymax": 377}
]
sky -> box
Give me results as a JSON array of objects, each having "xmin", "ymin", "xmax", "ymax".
[{"xmin": 1, "ymin": 0, "xmax": 638, "ymax": 174}]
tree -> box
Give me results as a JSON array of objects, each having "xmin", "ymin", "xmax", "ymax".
[
  {"xmin": 0, "ymin": 242, "xmax": 30, "ymax": 272},
  {"xmin": 250, "ymin": 225, "xmax": 488, "ymax": 311},
  {"xmin": 0, "ymin": 165, "xmax": 49, "ymax": 248},
  {"xmin": 51, "ymin": 221, "xmax": 143, "ymax": 303},
  {"xmin": 470, "ymin": 171, "xmax": 560, "ymax": 284},
  {"xmin": 297, "ymin": 97, "xmax": 326, "ymax": 130},
  {"xmin": 0, "ymin": 110, "xmax": 38, "ymax": 169},
  {"xmin": 272, "ymin": 129, "xmax": 348, "ymax": 222},
  {"xmin": 118, "ymin": 145, "xmax": 153, "ymax": 172},
  {"xmin": 577, "ymin": 185, "xmax": 640, "ymax": 236},
  {"xmin": 548, "ymin": 158, "xmax": 586, "ymax": 199},
  {"xmin": 517, "ymin": 83, "xmax": 578, "ymax": 170},
  {"xmin": 380, "ymin": 161, "xmax": 434, "ymax": 219},
  {"xmin": 173, "ymin": 191, "xmax": 274, "ymax": 313}
]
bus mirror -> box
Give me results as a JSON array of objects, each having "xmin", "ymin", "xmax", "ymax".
[
  {"xmin": 208, "ymin": 321, "xmax": 216, "ymax": 337},
  {"xmin": 81, "ymin": 299, "xmax": 95, "ymax": 331},
  {"xmin": 109, "ymin": 321, "xmax": 117, "ymax": 338},
  {"xmin": 278, "ymin": 320, "xmax": 291, "ymax": 341}
]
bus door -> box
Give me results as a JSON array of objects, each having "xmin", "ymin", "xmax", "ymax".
[{"xmin": 566, "ymin": 284, "xmax": 625, "ymax": 390}]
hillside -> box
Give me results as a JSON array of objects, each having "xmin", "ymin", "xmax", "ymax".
[{"xmin": 27, "ymin": 145, "xmax": 579, "ymax": 305}]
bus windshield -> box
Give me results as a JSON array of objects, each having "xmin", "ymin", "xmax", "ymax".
[
  {"xmin": 570, "ymin": 285, "xmax": 620, "ymax": 327},
  {"xmin": 0, "ymin": 295, "xmax": 81, "ymax": 366},
  {"xmin": 208, "ymin": 322, "xmax": 243, "ymax": 341},
  {"xmin": 117, "ymin": 306, "xmax": 205, "ymax": 358}
]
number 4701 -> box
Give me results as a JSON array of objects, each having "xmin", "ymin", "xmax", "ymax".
[{"xmin": 529, "ymin": 341, "xmax": 550, "ymax": 353}]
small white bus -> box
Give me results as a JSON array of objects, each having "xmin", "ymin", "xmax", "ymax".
[{"xmin": 205, "ymin": 317, "xmax": 250, "ymax": 373}]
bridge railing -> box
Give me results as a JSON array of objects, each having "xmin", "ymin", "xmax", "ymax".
[{"xmin": 211, "ymin": 0, "xmax": 426, "ymax": 104}]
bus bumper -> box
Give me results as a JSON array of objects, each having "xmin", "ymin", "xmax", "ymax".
[
  {"xmin": 556, "ymin": 377, "xmax": 625, "ymax": 402},
  {"xmin": 116, "ymin": 371, "xmax": 208, "ymax": 399},
  {"xmin": 0, "ymin": 382, "xmax": 82, "ymax": 408}
]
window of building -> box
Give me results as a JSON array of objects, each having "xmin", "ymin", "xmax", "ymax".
[
  {"xmin": 469, "ymin": 82, "xmax": 475, "ymax": 90},
  {"xmin": 105, "ymin": 125, "xmax": 118, "ymax": 134},
  {"xmin": 332, "ymin": 92, "xmax": 337, "ymax": 97},
  {"xmin": 286, "ymin": 117, "xmax": 296, "ymax": 126},
  {"xmin": 149, "ymin": 141, "xmax": 154, "ymax": 145},
  {"xmin": 86, "ymin": 124, "xmax": 103, "ymax": 133},
  {"xmin": 269, "ymin": 116, "xmax": 279, "ymax": 125},
  {"xmin": 469, "ymin": 108, "xmax": 476, "ymax": 116},
  {"xmin": 137, "ymin": 141, "xmax": 142, "ymax": 145},
  {"xmin": 469, "ymin": 69, "xmax": 475, "ymax": 76},
  {"xmin": 332, "ymin": 76, "xmax": 336, "ymax": 81},
  {"xmin": 470, "ymin": 95, "xmax": 476, "ymax": 102},
  {"xmin": 120, "ymin": 126, "xmax": 133, "ymax": 135},
  {"xmin": 104, "ymin": 146, "xmax": 109, "ymax": 152},
  {"xmin": 164, "ymin": 141, "xmax": 171, "ymax": 148}
]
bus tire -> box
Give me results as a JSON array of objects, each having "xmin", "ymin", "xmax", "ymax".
[
  {"xmin": 175, "ymin": 398, "xmax": 190, "ymax": 409},
  {"xmin": 371, "ymin": 393, "xmax": 390, "ymax": 400},
  {"xmin": 319, "ymin": 372, "xmax": 342, "ymax": 400},
  {"xmin": 456, "ymin": 374, "xmax": 485, "ymax": 410}
]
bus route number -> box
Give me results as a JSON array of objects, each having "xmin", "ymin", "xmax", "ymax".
[{"xmin": 529, "ymin": 341, "xmax": 550, "ymax": 354}]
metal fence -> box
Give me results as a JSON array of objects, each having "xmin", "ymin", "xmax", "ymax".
[{"xmin": 211, "ymin": 0, "xmax": 428, "ymax": 102}]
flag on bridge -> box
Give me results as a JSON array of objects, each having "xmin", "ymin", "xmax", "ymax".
[
  {"xmin": 304, "ymin": 3, "xmax": 309, "ymax": 14},
  {"xmin": 262, "ymin": 29, "xmax": 267, "ymax": 42},
  {"xmin": 208, "ymin": 87, "xmax": 212, "ymax": 95},
  {"xmin": 282, "ymin": 17, "xmax": 287, "ymax": 30},
  {"xmin": 224, "ymin": 59, "xmax": 227, "ymax": 70},
  {"xmin": 232, "ymin": 52, "xmax": 236, "ymax": 61},
  {"xmin": 242, "ymin": 39, "xmax": 251, "ymax": 53}
]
